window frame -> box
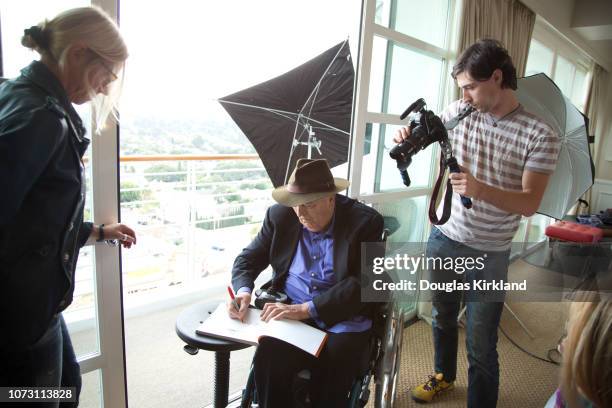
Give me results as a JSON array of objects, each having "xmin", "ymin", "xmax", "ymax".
[
  {"xmin": 349, "ymin": 0, "xmax": 460, "ymax": 320},
  {"xmin": 528, "ymin": 17, "xmax": 592, "ymax": 111},
  {"xmin": 349, "ymin": 0, "xmax": 459, "ymax": 200}
]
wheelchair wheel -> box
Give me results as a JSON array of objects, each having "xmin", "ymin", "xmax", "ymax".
[
  {"xmin": 348, "ymin": 378, "xmax": 365, "ymax": 407},
  {"xmin": 239, "ymin": 365, "xmax": 256, "ymax": 408},
  {"xmin": 374, "ymin": 303, "xmax": 405, "ymax": 408}
]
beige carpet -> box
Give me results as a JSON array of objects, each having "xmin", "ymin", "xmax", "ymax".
[
  {"xmin": 73, "ymin": 280, "xmax": 568, "ymax": 407},
  {"xmin": 384, "ymin": 301, "xmax": 566, "ymax": 408}
]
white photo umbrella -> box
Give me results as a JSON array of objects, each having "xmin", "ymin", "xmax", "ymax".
[{"xmin": 516, "ymin": 73, "xmax": 594, "ymax": 219}]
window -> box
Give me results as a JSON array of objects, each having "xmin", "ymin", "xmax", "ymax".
[
  {"xmin": 118, "ymin": 1, "xmax": 362, "ymax": 406},
  {"xmin": 356, "ymin": 0, "xmax": 457, "ymax": 196},
  {"xmin": 351, "ymin": 0, "xmax": 458, "ymax": 318},
  {"xmin": 369, "ymin": 37, "xmax": 445, "ymax": 115},
  {"xmin": 0, "ymin": 1, "xmax": 86, "ymax": 77},
  {"xmin": 524, "ymin": 39, "xmax": 554, "ymax": 77},
  {"xmin": 376, "ymin": 0, "xmax": 450, "ymax": 48},
  {"xmin": 526, "ymin": 19, "xmax": 591, "ymax": 112}
]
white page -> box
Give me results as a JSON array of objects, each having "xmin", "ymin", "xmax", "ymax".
[
  {"xmin": 258, "ymin": 317, "xmax": 328, "ymax": 357},
  {"xmin": 196, "ymin": 303, "xmax": 260, "ymax": 345},
  {"xmin": 196, "ymin": 303, "xmax": 328, "ymax": 356}
]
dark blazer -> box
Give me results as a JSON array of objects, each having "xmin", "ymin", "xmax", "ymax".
[
  {"xmin": 0, "ymin": 61, "xmax": 92, "ymax": 348},
  {"xmin": 232, "ymin": 194, "xmax": 384, "ymax": 328}
]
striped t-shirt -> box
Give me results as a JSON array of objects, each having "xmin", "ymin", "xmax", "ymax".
[{"xmin": 436, "ymin": 100, "xmax": 560, "ymax": 251}]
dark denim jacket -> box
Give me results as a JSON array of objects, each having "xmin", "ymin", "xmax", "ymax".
[{"xmin": 0, "ymin": 61, "xmax": 93, "ymax": 348}]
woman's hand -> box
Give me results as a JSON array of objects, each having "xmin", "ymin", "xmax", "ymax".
[{"xmin": 101, "ymin": 223, "xmax": 137, "ymax": 248}]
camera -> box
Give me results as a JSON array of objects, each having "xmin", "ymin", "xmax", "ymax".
[
  {"xmin": 389, "ymin": 98, "xmax": 449, "ymax": 187},
  {"xmin": 389, "ymin": 98, "xmax": 475, "ymax": 219},
  {"xmin": 254, "ymin": 288, "xmax": 289, "ymax": 309}
]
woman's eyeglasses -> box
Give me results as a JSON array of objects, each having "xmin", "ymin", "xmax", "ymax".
[
  {"xmin": 97, "ymin": 58, "xmax": 118, "ymax": 81},
  {"xmin": 88, "ymin": 48, "xmax": 118, "ymax": 81}
]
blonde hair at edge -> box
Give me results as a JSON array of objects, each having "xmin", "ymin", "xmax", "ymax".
[
  {"xmin": 20, "ymin": 6, "xmax": 128, "ymax": 132},
  {"xmin": 561, "ymin": 292, "xmax": 612, "ymax": 408}
]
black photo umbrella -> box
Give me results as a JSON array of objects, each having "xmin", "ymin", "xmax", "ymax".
[
  {"xmin": 516, "ymin": 73, "xmax": 594, "ymax": 219},
  {"xmin": 219, "ymin": 40, "xmax": 354, "ymax": 187}
]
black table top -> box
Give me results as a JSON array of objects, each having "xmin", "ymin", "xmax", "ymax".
[{"xmin": 175, "ymin": 300, "xmax": 252, "ymax": 353}]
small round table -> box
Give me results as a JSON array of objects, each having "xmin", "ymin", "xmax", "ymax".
[{"xmin": 175, "ymin": 300, "xmax": 251, "ymax": 408}]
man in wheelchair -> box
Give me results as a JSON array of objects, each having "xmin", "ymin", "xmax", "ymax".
[{"xmin": 227, "ymin": 158, "xmax": 385, "ymax": 407}]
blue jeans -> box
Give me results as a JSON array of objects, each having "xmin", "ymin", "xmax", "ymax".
[
  {"xmin": 427, "ymin": 227, "xmax": 510, "ymax": 408},
  {"xmin": 0, "ymin": 314, "xmax": 81, "ymax": 408}
]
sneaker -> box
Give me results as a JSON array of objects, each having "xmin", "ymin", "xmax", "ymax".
[{"xmin": 411, "ymin": 373, "xmax": 454, "ymax": 403}]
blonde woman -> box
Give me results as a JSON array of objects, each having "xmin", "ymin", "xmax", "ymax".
[
  {"xmin": 553, "ymin": 293, "xmax": 612, "ymax": 408},
  {"xmin": 0, "ymin": 7, "xmax": 135, "ymax": 405}
]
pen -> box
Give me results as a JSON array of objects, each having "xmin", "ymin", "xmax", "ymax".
[{"xmin": 227, "ymin": 286, "xmax": 243, "ymax": 322}]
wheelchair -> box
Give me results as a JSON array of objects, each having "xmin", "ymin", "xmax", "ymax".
[
  {"xmin": 236, "ymin": 225, "xmax": 404, "ymax": 408},
  {"xmin": 234, "ymin": 297, "xmax": 405, "ymax": 408},
  {"xmin": 350, "ymin": 298, "xmax": 405, "ymax": 408}
]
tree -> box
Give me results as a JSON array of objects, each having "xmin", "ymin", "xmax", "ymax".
[
  {"xmin": 144, "ymin": 163, "xmax": 186, "ymax": 183},
  {"xmin": 120, "ymin": 181, "xmax": 144, "ymax": 203},
  {"xmin": 192, "ymin": 135, "xmax": 205, "ymax": 148}
]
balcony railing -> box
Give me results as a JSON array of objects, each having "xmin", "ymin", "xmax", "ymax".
[
  {"xmin": 70, "ymin": 153, "xmax": 552, "ymax": 320},
  {"xmin": 70, "ymin": 154, "xmax": 274, "ymax": 317}
]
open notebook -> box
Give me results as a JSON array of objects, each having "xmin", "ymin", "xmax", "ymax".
[{"xmin": 196, "ymin": 303, "xmax": 328, "ymax": 357}]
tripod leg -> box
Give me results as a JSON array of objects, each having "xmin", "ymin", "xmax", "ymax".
[
  {"xmin": 503, "ymin": 303, "xmax": 535, "ymax": 340},
  {"xmin": 457, "ymin": 305, "xmax": 467, "ymax": 325}
]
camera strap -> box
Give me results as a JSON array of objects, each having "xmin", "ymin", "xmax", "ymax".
[
  {"xmin": 428, "ymin": 153, "xmax": 453, "ymax": 225},
  {"xmin": 427, "ymin": 105, "xmax": 476, "ymax": 225}
]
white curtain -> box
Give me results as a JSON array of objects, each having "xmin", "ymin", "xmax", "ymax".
[
  {"xmin": 458, "ymin": 0, "xmax": 536, "ymax": 76},
  {"xmin": 581, "ymin": 63, "xmax": 610, "ymax": 207},
  {"xmin": 586, "ymin": 64, "xmax": 608, "ymax": 169}
]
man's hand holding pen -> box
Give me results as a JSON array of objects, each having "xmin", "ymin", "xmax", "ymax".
[{"xmin": 227, "ymin": 288, "xmax": 251, "ymax": 323}]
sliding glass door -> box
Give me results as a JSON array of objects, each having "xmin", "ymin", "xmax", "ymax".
[{"xmin": 350, "ymin": 0, "xmax": 459, "ymax": 319}]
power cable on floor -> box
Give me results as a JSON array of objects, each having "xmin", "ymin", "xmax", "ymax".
[{"xmin": 498, "ymin": 324, "xmax": 561, "ymax": 366}]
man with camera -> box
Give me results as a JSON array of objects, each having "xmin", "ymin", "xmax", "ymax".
[
  {"xmin": 394, "ymin": 39, "xmax": 560, "ymax": 407},
  {"xmin": 227, "ymin": 158, "xmax": 384, "ymax": 407}
]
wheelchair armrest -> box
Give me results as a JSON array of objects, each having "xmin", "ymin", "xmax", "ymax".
[{"xmin": 374, "ymin": 302, "xmax": 405, "ymax": 408}]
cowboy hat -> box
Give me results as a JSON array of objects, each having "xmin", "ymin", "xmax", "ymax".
[{"xmin": 271, "ymin": 159, "xmax": 349, "ymax": 207}]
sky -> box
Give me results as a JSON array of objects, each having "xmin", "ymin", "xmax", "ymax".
[
  {"xmin": 1, "ymin": 0, "xmax": 362, "ymax": 117},
  {"xmin": 118, "ymin": 0, "xmax": 361, "ymax": 117}
]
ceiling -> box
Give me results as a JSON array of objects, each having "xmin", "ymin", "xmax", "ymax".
[{"xmin": 570, "ymin": 0, "xmax": 612, "ymax": 67}]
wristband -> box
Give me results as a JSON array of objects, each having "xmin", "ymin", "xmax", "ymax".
[{"xmin": 97, "ymin": 224, "xmax": 105, "ymax": 242}]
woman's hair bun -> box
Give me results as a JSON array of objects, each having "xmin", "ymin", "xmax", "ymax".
[{"xmin": 22, "ymin": 25, "xmax": 49, "ymax": 50}]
